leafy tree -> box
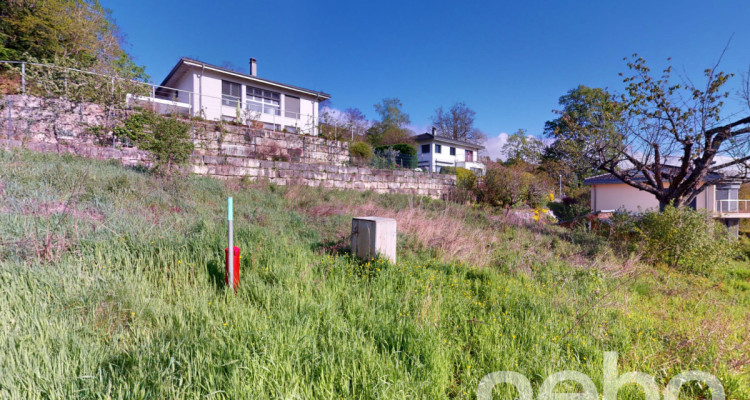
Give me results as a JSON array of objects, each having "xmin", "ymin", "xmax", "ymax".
[
  {"xmin": 0, "ymin": 0, "xmax": 146, "ymax": 79},
  {"xmin": 431, "ymin": 102, "xmax": 486, "ymax": 144},
  {"xmin": 502, "ymin": 129, "xmax": 546, "ymax": 165},
  {"xmin": 547, "ymin": 56, "xmax": 750, "ymax": 209},
  {"xmin": 544, "ymin": 85, "xmax": 621, "ymax": 177},
  {"xmin": 366, "ymin": 98, "xmax": 413, "ymax": 146}
]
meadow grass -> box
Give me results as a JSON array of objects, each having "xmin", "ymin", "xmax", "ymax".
[{"xmin": 0, "ymin": 149, "xmax": 748, "ymax": 399}]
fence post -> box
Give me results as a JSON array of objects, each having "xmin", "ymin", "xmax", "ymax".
[{"xmin": 21, "ymin": 63, "xmax": 25, "ymax": 95}]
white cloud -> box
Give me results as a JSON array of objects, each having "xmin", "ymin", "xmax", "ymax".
[
  {"xmin": 484, "ymin": 132, "xmax": 509, "ymax": 161},
  {"xmin": 320, "ymin": 106, "xmax": 345, "ymax": 119}
]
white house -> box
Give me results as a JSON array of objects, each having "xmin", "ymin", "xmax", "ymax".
[
  {"xmin": 584, "ymin": 170, "xmax": 749, "ymax": 236},
  {"xmin": 131, "ymin": 57, "xmax": 330, "ymax": 135},
  {"xmin": 414, "ymin": 129, "xmax": 485, "ymax": 175}
]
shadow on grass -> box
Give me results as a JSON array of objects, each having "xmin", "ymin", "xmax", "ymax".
[
  {"xmin": 311, "ymin": 235, "xmax": 351, "ymax": 256},
  {"xmin": 205, "ymin": 260, "xmax": 225, "ymax": 291}
]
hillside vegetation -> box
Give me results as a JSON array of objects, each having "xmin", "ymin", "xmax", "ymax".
[{"xmin": 0, "ymin": 150, "xmax": 748, "ymax": 399}]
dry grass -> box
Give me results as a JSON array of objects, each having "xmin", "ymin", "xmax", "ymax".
[{"xmin": 303, "ymin": 200, "xmax": 501, "ymax": 267}]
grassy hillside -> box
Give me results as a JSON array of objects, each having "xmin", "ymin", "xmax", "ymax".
[{"xmin": 0, "ymin": 150, "xmax": 748, "ymax": 399}]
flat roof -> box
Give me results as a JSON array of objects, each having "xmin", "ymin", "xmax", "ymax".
[
  {"xmin": 412, "ymin": 133, "xmax": 485, "ymax": 150},
  {"xmin": 158, "ymin": 57, "xmax": 331, "ymax": 99},
  {"xmin": 583, "ymin": 168, "xmax": 729, "ymax": 185}
]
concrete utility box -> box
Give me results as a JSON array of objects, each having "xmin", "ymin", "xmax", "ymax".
[{"xmin": 351, "ymin": 217, "xmax": 397, "ymax": 263}]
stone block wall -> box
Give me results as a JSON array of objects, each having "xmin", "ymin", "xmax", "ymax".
[
  {"xmin": 0, "ymin": 95, "xmax": 349, "ymax": 166},
  {"xmin": 0, "ymin": 95, "xmax": 456, "ymax": 198}
]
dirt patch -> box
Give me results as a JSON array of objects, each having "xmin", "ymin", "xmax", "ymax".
[{"xmin": 24, "ymin": 201, "xmax": 104, "ymax": 222}]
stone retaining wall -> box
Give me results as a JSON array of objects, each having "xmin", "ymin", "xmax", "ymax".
[
  {"xmin": 1, "ymin": 95, "xmax": 349, "ymax": 165},
  {"xmin": 0, "ymin": 95, "xmax": 456, "ymax": 198}
]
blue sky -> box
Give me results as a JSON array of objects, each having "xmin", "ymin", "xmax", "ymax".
[{"xmin": 105, "ymin": 0, "xmax": 750, "ymax": 158}]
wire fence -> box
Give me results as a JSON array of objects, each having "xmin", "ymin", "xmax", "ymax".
[{"xmin": 368, "ymin": 150, "xmax": 418, "ymax": 170}]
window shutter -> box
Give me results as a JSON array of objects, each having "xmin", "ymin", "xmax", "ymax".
[{"xmin": 285, "ymin": 96, "xmax": 300, "ymax": 119}]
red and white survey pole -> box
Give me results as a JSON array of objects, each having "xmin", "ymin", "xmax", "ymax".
[{"xmin": 225, "ymin": 197, "xmax": 240, "ymax": 291}]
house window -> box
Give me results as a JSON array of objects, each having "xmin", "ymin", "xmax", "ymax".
[
  {"xmin": 466, "ymin": 150, "xmax": 473, "ymax": 162},
  {"xmin": 435, "ymin": 144, "xmax": 442, "ymax": 154},
  {"xmin": 221, "ymin": 81, "xmax": 241, "ymax": 107},
  {"xmin": 246, "ymin": 86, "xmax": 281, "ymax": 116},
  {"xmin": 262, "ymin": 122, "xmax": 281, "ymax": 131},
  {"xmin": 285, "ymin": 96, "xmax": 300, "ymax": 119},
  {"xmin": 450, "ymin": 147, "xmax": 456, "ymax": 156},
  {"xmin": 421, "ymin": 144, "xmax": 430, "ymax": 153}
]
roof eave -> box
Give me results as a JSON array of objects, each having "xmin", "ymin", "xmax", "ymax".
[
  {"xmin": 160, "ymin": 57, "xmax": 331, "ymax": 99},
  {"xmin": 412, "ymin": 134, "xmax": 485, "ymax": 150}
]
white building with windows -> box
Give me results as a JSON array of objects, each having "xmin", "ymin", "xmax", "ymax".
[
  {"xmin": 138, "ymin": 57, "xmax": 330, "ymax": 135},
  {"xmin": 414, "ymin": 130, "xmax": 485, "ymax": 175}
]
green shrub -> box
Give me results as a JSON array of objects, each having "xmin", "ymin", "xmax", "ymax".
[
  {"xmin": 349, "ymin": 141, "xmax": 373, "ymax": 164},
  {"xmin": 374, "ymin": 143, "xmax": 417, "ymax": 168},
  {"xmin": 113, "ymin": 110, "xmax": 193, "ymax": 174},
  {"xmin": 476, "ymin": 163, "xmax": 552, "ymax": 209},
  {"xmin": 375, "ymin": 143, "xmax": 416, "ymax": 156},
  {"xmin": 456, "ymin": 167, "xmax": 476, "ymax": 191},
  {"xmin": 439, "ymin": 166, "xmax": 457, "ymax": 175},
  {"xmin": 633, "ymin": 206, "xmax": 735, "ymax": 273}
]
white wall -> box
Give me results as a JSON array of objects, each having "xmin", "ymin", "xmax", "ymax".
[
  {"xmin": 170, "ymin": 68, "xmax": 321, "ymax": 135},
  {"xmin": 417, "ymin": 142, "xmax": 482, "ymax": 172},
  {"xmin": 591, "ymin": 183, "xmax": 714, "ymax": 213},
  {"xmin": 173, "ymin": 74, "xmax": 193, "ymax": 104}
]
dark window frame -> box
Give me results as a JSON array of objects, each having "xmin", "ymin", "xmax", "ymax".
[
  {"xmin": 246, "ymin": 85, "xmax": 281, "ymax": 116},
  {"xmin": 435, "ymin": 144, "xmax": 442, "ymax": 154},
  {"xmin": 221, "ymin": 80, "xmax": 241, "ymax": 107},
  {"xmin": 421, "ymin": 144, "xmax": 430, "ymax": 154}
]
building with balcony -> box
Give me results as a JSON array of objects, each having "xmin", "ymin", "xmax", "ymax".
[
  {"xmin": 414, "ymin": 129, "xmax": 485, "ymax": 175},
  {"xmin": 128, "ymin": 57, "xmax": 330, "ymax": 135},
  {"xmin": 584, "ymin": 170, "xmax": 749, "ymax": 236}
]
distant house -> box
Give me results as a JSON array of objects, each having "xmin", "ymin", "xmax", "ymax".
[
  {"xmin": 413, "ymin": 129, "xmax": 485, "ymax": 175},
  {"xmin": 129, "ymin": 57, "xmax": 330, "ymax": 135},
  {"xmin": 583, "ymin": 169, "xmax": 749, "ymax": 236}
]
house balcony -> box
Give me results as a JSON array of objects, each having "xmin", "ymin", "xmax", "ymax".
[
  {"xmin": 456, "ymin": 161, "xmax": 486, "ymax": 176},
  {"xmin": 715, "ymin": 199, "xmax": 750, "ymax": 219},
  {"xmin": 125, "ymin": 94, "xmax": 192, "ymax": 115}
]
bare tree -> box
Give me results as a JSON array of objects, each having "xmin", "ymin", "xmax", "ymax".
[
  {"xmin": 343, "ymin": 108, "xmax": 369, "ymax": 140},
  {"xmin": 431, "ymin": 102, "xmax": 486, "ymax": 144},
  {"xmin": 548, "ymin": 54, "xmax": 750, "ymax": 209}
]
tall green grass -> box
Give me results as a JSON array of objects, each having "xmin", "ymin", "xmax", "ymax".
[{"xmin": 0, "ymin": 150, "xmax": 747, "ymax": 399}]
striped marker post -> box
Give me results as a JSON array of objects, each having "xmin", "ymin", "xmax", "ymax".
[{"xmin": 227, "ymin": 197, "xmax": 234, "ymax": 291}]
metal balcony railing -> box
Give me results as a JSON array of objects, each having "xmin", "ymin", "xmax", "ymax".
[{"xmin": 716, "ymin": 199, "xmax": 750, "ymax": 213}]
